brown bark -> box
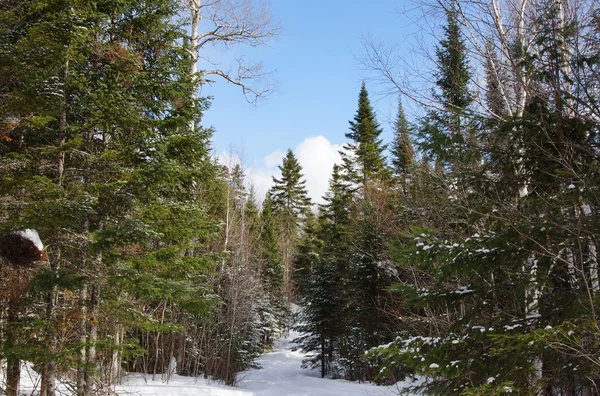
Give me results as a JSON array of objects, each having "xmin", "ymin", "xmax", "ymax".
[
  {"xmin": 6, "ymin": 303, "xmax": 20, "ymax": 396},
  {"xmin": 84, "ymin": 283, "xmax": 99, "ymax": 395},
  {"xmin": 76, "ymin": 284, "xmax": 87, "ymax": 396},
  {"xmin": 41, "ymin": 248, "xmax": 60, "ymax": 396}
]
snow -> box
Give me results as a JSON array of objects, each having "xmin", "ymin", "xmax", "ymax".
[
  {"xmin": 8, "ymin": 305, "xmax": 417, "ymax": 395},
  {"xmin": 115, "ymin": 330, "xmax": 416, "ymax": 396},
  {"xmin": 15, "ymin": 229, "xmax": 43, "ymax": 251}
]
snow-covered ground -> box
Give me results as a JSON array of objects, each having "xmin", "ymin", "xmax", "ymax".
[
  {"xmin": 117, "ymin": 330, "xmax": 418, "ymax": 396},
  {"xmin": 5, "ymin": 329, "xmax": 417, "ymax": 395}
]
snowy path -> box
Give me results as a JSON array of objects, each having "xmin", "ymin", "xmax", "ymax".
[{"xmin": 117, "ymin": 330, "xmax": 414, "ymax": 396}]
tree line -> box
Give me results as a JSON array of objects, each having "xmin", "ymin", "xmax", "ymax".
[
  {"xmin": 0, "ymin": 0, "xmax": 284, "ymax": 395},
  {"xmin": 291, "ymin": 0, "xmax": 600, "ymax": 394}
]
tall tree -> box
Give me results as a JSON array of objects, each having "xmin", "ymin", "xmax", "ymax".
[
  {"xmin": 390, "ymin": 97, "xmax": 416, "ymax": 177},
  {"xmin": 269, "ymin": 149, "xmax": 311, "ymax": 299},
  {"xmin": 420, "ymin": 1, "xmax": 475, "ymax": 166},
  {"xmin": 260, "ymin": 193, "xmax": 283, "ymax": 299},
  {"xmin": 295, "ymin": 165, "xmax": 353, "ymax": 378},
  {"xmin": 0, "ymin": 0, "xmax": 219, "ymax": 393},
  {"xmin": 341, "ymin": 83, "xmax": 390, "ymax": 186}
]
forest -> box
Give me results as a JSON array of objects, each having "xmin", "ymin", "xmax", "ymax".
[{"xmin": 1, "ymin": 0, "xmax": 600, "ymax": 395}]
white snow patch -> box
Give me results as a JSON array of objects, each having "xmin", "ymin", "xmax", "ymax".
[
  {"xmin": 15, "ymin": 229, "xmax": 44, "ymax": 251},
  {"xmin": 118, "ymin": 329, "xmax": 413, "ymax": 395},
  {"xmin": 10, "ymin": 330, "xmax": 418, "ymax": 396}
]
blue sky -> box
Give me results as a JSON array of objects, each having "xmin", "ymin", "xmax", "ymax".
[{"xmin": 200, "ymin": 0, "xmax": 425, "ymax": 202}]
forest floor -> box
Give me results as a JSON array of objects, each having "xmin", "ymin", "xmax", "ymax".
[
  {"xmin": 116, "ymin": 329, "xmax": 419, "ymax": 396},
  {"xmin": 5, "ymin": 330, "xmax": 418, "ymax": 395}
]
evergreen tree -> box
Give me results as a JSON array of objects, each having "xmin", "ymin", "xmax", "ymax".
[
  {"xmin": 0, "ymin": 0, "xmax": 219, "ymax": 392},
  {"xmin": 390, "ymin": 97, "xmax": 416, "ymax": 177},
  {"xmin": 260, "ymin": 193, "xmax": 283, "ymax": 298},
  {"xmin": 369, "ymin": 5, "xmax": 600, "ymax": 392},
  {"xmin": 420, "ymin": 1, "xmax": 475, "ymax": 166},
  {"xmin": 269, "ymin": 149, "xmax": 311, "ymax": 299},
  {"xmin": 292, "ymin": 211, "xmax": 321, "ymax": 297},
  {"xmin": 294, "ymin": 165, "xmax": 353, "ymax": 378},
  {"xmin": 341, "ymin": 83, "xmax": 390, "ymax": 186},
  {"xmin": 484, "ymin": 39, "xmax": 506, "ymax": 119},
  {"xmin": 270, "ymin": 150, "xmax": 312, "ymax": 219}
]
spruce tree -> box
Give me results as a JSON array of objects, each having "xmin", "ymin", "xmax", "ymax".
[
  {"xmin": 421, "ymin": 1, "xmax": 474, "ymax": 166},
  {"xmin": 260, "ymin": 193, "xmax": 283, "ymax": 299},
  {"xmin": 484, "ymin": 39, "xmax": 506, "ymax": 118},
  {"xmin": 269, "ymin": 149, "xmax": 311, "ymax": 299},
  {"xmin": 0, "ymin": 0, "xmax": 219, "ymax": 392},
  {"xmin": 434, "ymin": 1, "xmax": 472, "ymax": 124},
  {"xmin": 295, "ymin": 165, "xmax": 353, "ymax": 378},
  {"xmin": 341, "ymin": 83, "xmax": 389, "ymax": 186},
  {"xmin": 390, "ymin": 97, "xmax": 416, "ymax": 177}
]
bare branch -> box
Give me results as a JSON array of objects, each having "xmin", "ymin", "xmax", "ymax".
[
  {"xmin": 201, "ymin": 57, "xmax": 276, "ymax": 104},
  {"xmin": 186, "ymin": 0, "xmax": 281, "ymax": 104}
]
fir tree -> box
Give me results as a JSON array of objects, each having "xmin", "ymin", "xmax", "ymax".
[
  {"xmin": 421, "ymin": 1, "xmax": 475, "ymax": 166},
  {"xmin": 342, "ymin": 83, "xmax": 390, "ymax": 186},
  {"xmin": 0, "ymin": 0, "xmax": 219, "ymax": 392},
  {"xmin": 269, "ymin": 149, "xmax": 311, "ymax": 299},
  {"xmin": 390, "ymin": 97, "xmax": 416, "ymax": 177}
]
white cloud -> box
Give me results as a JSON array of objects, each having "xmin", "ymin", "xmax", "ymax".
[
  {"xmin": 295, "ymin": 136, "xmax": 343, "ymax": 204},
  {"xmin": 217, "ymin": 151, "xmax": 242, "ymax": 168},
  {"xmin": 264, "ymin": 150, "xmax": 286, "ymax": 168},
  {"xmin": 241, "ymin": 136, "xmax": 342, "ymax": 205},
  {"xmin": 218, "ymin": 136, "xmax": 343, "ymax": 205}
]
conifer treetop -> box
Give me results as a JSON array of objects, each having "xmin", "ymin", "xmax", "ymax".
[
  {"xmin": 342, "ymin": 82, "xmax": 389, "ymax": 184},
  {"xmin": 390, "ymin": 97, "xmax": 416, "ymax": 175},
  {"xmin": 270, "ymin": 149, "xmax": 311, "ymax": 217}
]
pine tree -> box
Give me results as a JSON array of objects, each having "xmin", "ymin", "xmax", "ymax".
[
  {"xmin": 269, "ymin": 149, "xmax": 311, "ymax": 299},
  {"xmin": 421, "ymin": 1, "xmax": 474, "ymax": 166},
  {"xmin": 390, "ymin": 97, "xmax": 416, "ymax": 177},
  {"xmin": 342, "ymin": 83, "xmax": 390, "ymax": 186},
  {"xmin": 0, "ymin": 0, "xmax": 219, "ymax": 392},
  {"xmin": 294, "ymin": 165, "xmax": 353, "ymax": 378}
]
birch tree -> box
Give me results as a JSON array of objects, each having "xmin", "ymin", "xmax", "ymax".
[{"xmin": 186, "ymin": 0, "xmax": 280, "ymax": 115}]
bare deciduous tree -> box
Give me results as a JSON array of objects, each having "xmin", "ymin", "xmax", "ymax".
[{"xmin": 186, "ymin": 0, "xmax": 281, "ymax": 107}]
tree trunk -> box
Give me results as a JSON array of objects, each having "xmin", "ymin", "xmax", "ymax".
[
  {"xmin": 77, "ymin": 284, "xmax": 87, "ymax": 396},
  {"xmin": 187, "ymin": 0, "xmax": 201, "ymax": 132},
  {"xmin": 525, "ymin": 255, "xmax": 542, "ymax": 390},
  {"xmin": 108, "ymin": 325, "xmax": 122, "ymax": 390},
  {"xmin": 84, "ymin": 283, "xmax": 99, "ymax": 395},
  {"xmin": 6, "ymin": 303, "xmax": 20, "ymax": 396},
  {"xmin": 320, "ymin": 335, "xmax": 326, "ymax": 378},
  {"xmin": 41, "ymin": 249, "xmax": 60, "ymax": 396}
]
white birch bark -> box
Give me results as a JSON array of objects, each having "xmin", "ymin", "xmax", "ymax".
[
  {"xmin": 581, "ymin": 203, "xmax": 599, "ymax": 294},
  {"xmin": 185, "ymin": 0, "xmax": 279, "ymax": 115}
]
